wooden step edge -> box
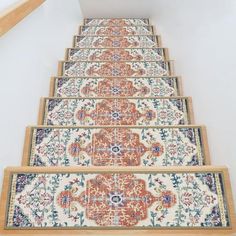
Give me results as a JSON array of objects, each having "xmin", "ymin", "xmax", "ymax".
[
  {"xmin": 37, "ymin": 97, "xmax": 46, "ymax": 125},
  {"xmin": 163, "ymin": 48, "xmax": 170, "ymax": 61},
  {"xmin": 152, "ymin": 25, "xmax": 157, "ymax": 35},
  {"xmin": 21, "ymin": 124, "xmax": 211, "ymax": 167},
  {"xmin": 57, "ymin": 60, "xmax": 175, "ymax": 77},
  {"xmin": 22, "ymin": 125, "xmax": 33, "ymax": 166},
  {"xmin": 169, "ymin": 60, "xmax": 175, "ymax": 76},
  {"xmin": 177, "ymin": 76, "xmax": 184, "ymax": 96},
  {"xmin": 187, "ymin": 96, "xmax": 195, "ymax": 124},
  {"xmin": 49, "ymin": 76, "xmax": 55, "ymax": 97},
  {"xmin": 201, "ymin": 125, "xmax": 211, "ymax": 165},
  {"xmin": 0, "ymin": 167, "xmax": 235, "ymax": 234},
  {"xmin": 50, "ymin": 75, "xmax": 183, "ymax": 97},
  {"xmin": 57, "ymin": 61, "xmax": 63, "ymax": 76},
  {"xmin": 157, "ymin": 35, "xmax": 162, "ymax": 47}
]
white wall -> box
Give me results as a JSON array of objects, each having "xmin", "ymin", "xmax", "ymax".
[
  {"xmin": 150, "ymin": 0, "xmax": 236, "ymax": 209},
  {"xmin": 0, "ymin": 0, "xmax": 19, "ymax": 12},
  {"xmin": 0, "ymin": 0, "xmax": 82, "ymax": 186}
]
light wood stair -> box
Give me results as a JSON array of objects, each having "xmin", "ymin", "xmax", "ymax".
[{"xmin": 0, "ymin": 17, "xmax": 235, "ymax": 235}]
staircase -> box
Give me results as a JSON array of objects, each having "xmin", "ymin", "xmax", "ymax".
[{"xmin": 0, "ymin": 18, "xmax": 235, "ymax": 235}]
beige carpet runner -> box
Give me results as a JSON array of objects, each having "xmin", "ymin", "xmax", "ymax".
[{"xmin": 0, "ymin": 18, "xmax": 235, "ymax": 235}]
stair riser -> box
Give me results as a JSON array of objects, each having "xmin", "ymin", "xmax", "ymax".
[
  {"xmin": 79, "ymin": 26, "xmax": 154, "ymax": 36},
  {"xmin": 74, "ymin": 35, "xmax": 161, "ymax": 48},
  {"xmin": 51, "ymin": 77, "xmax": 181, "ymax": 98},
  {"xmin": 1, "ymin": 167, "xmax": 233, "ymax": 231},
  {"xmin": 23, "ymin": 126, "xmax": 209, "ymax": 167},
  {"xmin": 59, "ymin": 61, "xmax": 173, "ymax": 77},
  {"xmin": 38, "ymin": 97, "xmax": 193, "ymax": 126},
  {"xmin": 84, "ymin": 18, "xmax": 150, "ymax": 26},
  {"xmin": 66, "ymin": 48, "xmax": 168, "ymax": 62}
]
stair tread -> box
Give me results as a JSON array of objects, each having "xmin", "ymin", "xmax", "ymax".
[
  {"xmin": 84, "ymin": 18, "xmax": 150, "ymax": 26},
  {"xmin": 23, "ymin": 125, "xmax": 208, "ymax": 167},
  {"xmin": 66, "ymin": 48, "xmax": 168, "ymax": 62},
  {"xmin": 79, "ymin": 26, "xmax": 154, "ymax": 36},
  {"xmin": 1, "ymin": 166, "xmax": 234, "ymax": 231},
  {"xmin": 59, "ymin": 61, "xmax": 173, "ymax": 77},
  {"xmin": 39, "ymin": 97, "xmax": 193, "ymax": 126},
  {"xmin": 51, "ymin": 76, "xmax": 181, "ymax": 97},
  {"xmin": 74, "ymin": 35, "xmax": 160, "ymax": 48}
]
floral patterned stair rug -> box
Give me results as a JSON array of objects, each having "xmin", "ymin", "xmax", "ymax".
[
  {"xmin": 79, "ymin": 26, "xmax": 154, "ymax": 36},
  {"xmin": 0, "ymin": 167, "xmax": 234, "ymax": 232},
  {"xmin": 66, "ymin": 48, "xmax": 168, "ymax": 62},
  {"xmin": 51, "ymin": 76, "xmax": 181, "ymax": 98},
  {"xmin": 74, "ymin": 35, "xmax": 161, "ymax": 48},
  {"xmin": 23, "ymin": 125, "xmax": 209, "ymax": 167},
  {"xmin": 39, "ymin": 97, "xmax": 193, "ymax": 126},
  {"xmin": 59, "ymin": 61, "xmax": 173, "ymax": 77},
  {"xmin": 83, "ymin": 18, "xmax": 150, "ymax": 26}
]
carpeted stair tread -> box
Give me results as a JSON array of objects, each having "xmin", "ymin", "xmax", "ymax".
[
  {"xmin": 66, "ymin": 48, "xmax": 168, "ymax": 61},
  {"xmin": 84, "ymin": 18, "xmax": 150, "ymax": 26},
  {"xmin": 38, "ymin": 97, "xmax": 193, "ymax": 126},
  {"xmin": 73, "ymin": 35, "xmax": 161, "ymax": 48},
  {"xmin": 23, "ymin": 125, "xmax": 209, "ymax": 167},
  {"xmin": 79, "ymin": 26, "xmax": 154, "ymax": 36},
  {"xmin": 50, "ymin": 76, "xmax": 181, "ymax": 97},
  {"xmin": 59, "ymin": 61, "xmax": 173, "ymax": 77},
  {"xmin": 1, "ymin": 166, "xmax": 234, "ymax": 231}
]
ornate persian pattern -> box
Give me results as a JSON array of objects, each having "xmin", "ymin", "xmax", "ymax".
[
  {"xmin": 7, "ymin": 171, "xmax": 230, "ymax": 228},
  {"xmin": 43, "ymin": 98, "xmax": 190, "ymax": 126},
  {"xmin": 74, "ymin": 36, "xmax": 159, "ymax": 48},
  {"xmin": 80, "ymin": 26, "xmax": 153, "ymax": 36},
  {"xmin": 84, "ymin": 18, "xmax": 150, "ymax": 26},
  {"xmin": 62, "ymin": 61, "xmax": 170, "ymax": 77},
  {"xmin": 54, "ymin": 77, "xmax": 179, "ymax": 97},
  {"xmin": 29, "ymin": 126, "xmax": 205, "ymax": 167},
  {"xmin": 67, "ymin": 48, "xmax": 166, "ymax": 62}
]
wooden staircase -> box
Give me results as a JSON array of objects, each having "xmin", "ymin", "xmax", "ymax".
[{"xmin": 0, "ymin": 18, "xmax": 235, "ymax": 235}]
